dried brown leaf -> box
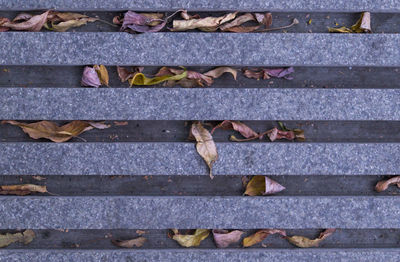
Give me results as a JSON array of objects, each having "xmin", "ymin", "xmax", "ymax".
[
  {"xmin": 286, "ymin": 229, "xmax": 336, "ymax": 248},
  {"xmin": 2, "ymin": 120, "xmax": 110, "ymax": 143},
  {"xmin": 243, "ymin": 67, "xmax": 294, "ymax": 80},
  {"xmin": 244, "ymin": 176, "xmax": 285, "ymax": 196},
  {"xmin": 171, "ymin": 12, "xmax": 237, "ymax": 31},
  {"xmin": 1, "ymin": 11, "xmax": 49, "ymax": 31},
  {"xmin": 190, "ymin": 122, "xmax": 218, "ymax": 179},
  {"xmin": 94, "ymin": 65, "xmax": 109, "ymax": 86},
  {"xmin": 268, "ymin": 127, "xmax": 304, "ymax": 142},
  {"xmin": 45, "ymin": 12, "xmax": 98, "ymax": 32},
  {"xmin": 0, "ymin": 230, "xmax": 35, "ymax": 248},
  {"xmin": 117, "ymin": 66, "xmax": 144, "ymax": 83},
  {"xmin": 220, "ymin": 12, "xmax": 272, "ymax": 33},
  {"xmin": 211, "ymin": 120, "xmax": 258, "ymax": 139},
  {"xmin": 212, "ymin": 229, "xmax": 244, "ymax": 248},
  {"xmin": 121, "ymin": 11, "xmax": 166, "ymax": 33},
  {"xmin": 375, "ymin": 176, "xmax": 400, "ymax": 192},
  {"xmin": 243, "ymin": 229, "xmax": 286, "ymax": 247},
  {"xmin": 112, "ymin": 237, "xmax": 146, "ymax": 248},
  {"xmin": 0, "ymin": 184, "xmax": 48, "ymax": 196},
  {"xmin": 204, "ymin": 67, "xmax": 237, "ymax": 80},
  {"xmin": 172, "ymin": 229, "xmax": 210, "ymax": 247}
]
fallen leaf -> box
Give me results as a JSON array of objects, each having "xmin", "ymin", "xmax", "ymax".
[
  {"xmin": 286, "ymin": 229, "xmax": 336, "ymax": 248},
  {"xmin": 45, "ymin": 12, "xmax": 98, "ymax": 32},
  {"xmin": 243, "ymin": 229, "xmax": 286, "ymax": 247},
  {"xmin": 220, "ymin": 12, "xmax": 272, "ymax": 32},
  {"xmin": 244, "ymin": 176, "xmax": 285, "ymax": 196},
  {"xmin": 0, "ymin": 230, "xmax": 35, "ymax": 248},
  {"xmin": 171, "ymin": 12, "xmax": 237, "ymax": 31},
  {"xmin": 120, "ymin": 11, "xmax": 166, "ymax": 32},
  {"xmin": 211, "ymin": 120, "xmax": 258, "ymax": 139},
  {"xmin": 1, "ymin": 11, "xmax": 49, "ymax": 31},
  {"xmin": 117, "ymin": 66, "xmax": 143, "ymax": 82},
  {"xmin": 375, "ymin": 176, "xmax": 400, "ymax": 192},
  {"xmin": 82, "ymin": 65, "xmax": 109, "ymax": 87},
  {"xmin": 190, "ymin": 122, "xmax": 218, "ymax": 179},
  {"xmin": 180, "ymin": 10, "xmax": 201, "ymax": 20},
  {"xmin": 112, "ymin": 237, "xmax": 146, "ymax": 248},
  {"xmin": 204, "ymin": 67, "xmax": 238, "ymax": 80},
  {"xmin": 114, "ymin": 121, "xmax": 129, "ymax": 126},
  {"xmin": 268, "ymin": 127, "xmax": 305, "ymax": 142},
  {"xmin": 0, "ymin": 184, "xmax": 48, "ymax": 196},
  {"xmin": 243, "ymin": 67, "xmax": 294, "ymax": 80},
  {"xmin": 329, "ymin": 12, "xmax": 371, "ymax": 33},
  {"xmin": 172, "ymin": 229, "xmax": 210, "ymax": 247},
  {"xmin": 94, "ymin": 65, "xmax": 109, "ymax": 86},
  {"xmin": 129, "ymin": 69, "xmax": 187, "ymax": 86},
  {"xmin": 212, "ymin": 229, "xmax": 244, "ymax": 248},
  {"xmin": 32, "ymin": 176, "xmax": 46, "ymax": 181},
  {"xmin": 1, "ymin": 120, "xmax": 110, "ymax": 143}
]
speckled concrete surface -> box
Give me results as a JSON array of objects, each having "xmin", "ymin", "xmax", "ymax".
[
  {"xmin": 1, "ymin": 249, "xmax": 400, "ymax": 262},
  {"xmin": 1, "ymin": 33, "xmax": 399, "ymax": 66},
  {"xmin": 0, "ymin": 143, "xmax": 398, "ymax": 175},
  {"xmin": 0, "ymin": 0, "xmax": 399, "ymax": 12},
  {"xmin": 0, "ymin": 196, "xmax": 398, "ymax": 229},
  {"xmin": 1, "ymin": 88, "xmax": 399, "ymax": 120}
]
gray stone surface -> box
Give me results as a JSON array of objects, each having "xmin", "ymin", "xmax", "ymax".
[
  {"xmin": 2, "ymin": 88, "xmax": 400, "ymax": 120},
  {"xmin": 0, "ymin": 143, "xmax": 398, "ymax": 175},
  {"xmin": 0, "ymin": 0, "xmax": 399, "ymax": 12},
  {"xmin": 1, "ymin": 33, "xmax": 400, "ymax": 66},
  {"xmin": 1, "ymin": 249, "xmax": 400, "ymax": 262},
  {"xmin": 0, "ymin": 196, "xmax": 398, "ymax": 229}
]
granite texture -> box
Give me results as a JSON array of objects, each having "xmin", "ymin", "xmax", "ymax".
[
  {"xmin": 1, "ymin": 33, "xmax": 399, "ymax": 66},
  {"xmin": 1, "ymin": 249, "xmax": 400, "ymax": 262},
  {"xmin": 0, "ymin": 0, "xmax": 399, "ymax": 12},
  {"xmin": 0, "ymin": 143, "xmax": 398, "ymax": 175},
  {"xmin": 1, "ymin": 88, "xmax": 400, "ymax": 120},
  {"xmin": 0, "ymin": 196, "xmax": 398, "ymax": 229}
]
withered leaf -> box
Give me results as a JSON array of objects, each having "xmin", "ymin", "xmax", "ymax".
[
  {"xmin": 243, "ymin": 67, "xmax": 294, "ymax": 80},
  {"xmin": 0, "ymin": 184, "xmax": 48, "ymax": 196},
  {"xmin": 268, "ymin": 127, "xmax": 305, "ymax": 142},
  {"xmin": 220, "ymin": 12, "xmax": 272, "ymax": 33},
  {"xmin": 286, "ymin": 229, "xmax": 336, "ymax": 248},
  {"xmin": 112, "ymin": 237, "xmax": 146, "ymax": 248},
  {"xmin": 117, "ymin": 66, "xmax": 143, "ymax": 83},
  {"xmin": 45, "ymin": 11, "xmax": 98, "ymax": 32},
  {"xmin": 1, "ymin": 11, "xmax": 49, "ymax": 31},
  {"xmin": 94, "ymin": 65, "xmax": 109, "ymax": 86},
  {"xmin": 212, "ymin": 229, "xmax": 244, "ymax": 248},
  {"xmin": 172, "ymin": 229, "xmax": 210, "ymax": 247},
  {"xmin": 81, "ymin": 66, "xmax": 101, "ymax": 87},
  {"xmin": 0, "ymin": 230, "xmax": 35, "ymax": 248},
  {"xmin": 243, "ymin": 229, "xmax": 286, "ymax": 247},
  {"xmin": 190, "ymin": 122, "xmax": 218, "ymax": 179},
  {"xmin": 2, "ymin": 120, "xmax": 110, "ymax": 143},
  {"xmin": 329, "ymin": 12, "xmax": 371, "ymax": 33},
  {"xmin": 171, "ymin": 12, "xmax": 237, "ymax": 32},
  {"xmin": 204, "ymin": 67, "xmax": 238, "ymax": 80},
  {"xmin": 375, "ymin": 176, "xmax": 400, "ymax": 192},
  {"xmin": 211, "ymin": 120, "xmax": 258, "ymax": 139},
  {"xmin": 120, "ymin": 11, "xmax": 166, "ymax": 33},
  {"xmin": 244, "ymin": 176, "xmax": 285, "ymax": 196},
  {"xmin": 129, "ymin": 69, "xmax": 187, "ymax": 86}
]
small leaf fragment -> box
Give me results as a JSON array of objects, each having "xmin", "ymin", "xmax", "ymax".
[
  {"xmin": 244, "ymin": 176, "xmax": 285, "ymax": 196},
  {"xmin": 286, "ymin": 228, "xmax": 336, "ymax": 248},
  {"xmin": 268, "ymin": 127, "xmax": 305, "ymax": 142},
  {"xmin": 243, "ymin": 67, "xmax": 294, "ymax": 80},
  {"xmin": 190, "ymin": 122, "xmax": 218, "ymax": 179},
  {"xmin": 375, "ymin": 176, "xmax": 400, "ymax": 192},
  {"xmin": 172, "ymin": 229, "xmax": 210, "ymax": 247},
  {"xmin": 0, "ymin": 230, "xmax": 35, "ymax": 248},
  {"xmin": 212, "ymin": 229, "xmax": 244, "ymax": 248},
  {"xmin": 112, "ymin": 237, "xmax": 146, "ymax": 248},
  {"xmin": 171, "ymin": 12, "xmax": 237, "ymax": 31},
  {"xmin": 329, "ymin": 12, "xmax": 371, "ymax": 33},
  {"xmin": 243, "ymin": 229, "xmax": 286, "ymax": 247},
  {"xmin": 0, "ymin": 184, "xmax": 48, "ymax": 196},
  {"xmin": 211, "ymin": 120, "xmax": 258, "ymax": 139}
]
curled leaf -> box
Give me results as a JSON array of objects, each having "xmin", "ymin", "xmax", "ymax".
[
  {"xmin": 171, "ymin": 229, "xmax": 210, "ymax": 247},
  {"xmin": 375, "ymin": 176, "xmax": 400, "ymax": 192},
  {"xmin": 171, "ymin": 12, "xmax": 237, "ymax": 32},
  {"xmin": 243, "ymin": 229, "xmax": 286, "ymax": 247},
  {"xmin": 212, "ymin": 229, "xmax": 243, "ymax": 248},
  {"xmin": 211, "ymin": 120, "xmax": 258, "ymax": 139},
  {"xmin": 1, "ymin": 11, "xmax": 49, "ymax": 31},
  {"xmin": 117, "ymin": 66, "xmax": 143, "ymax": 82},
  {"xmin": 204, "ymin": 67, "xmax": 237, "ymax": 80},
  {"xmin": 329, "ymin": 12, "xmax": 371, "ymax": 33},
  {"xmin": 244, "ymin": 176, "xmax": 285, "ymax": 196},
  {"xmin": 243, "ymin": 67, "xmax": 294, "ymax": 80},
  {"xmin": 129, "ymin": 69, "xmax": 187, "ymax": 86},
  {"xmin": 2, "ymin": 120, "xmax": 110, "ymax": 143},
  {"xmin": 94, "ymin": 65, "xmax": 109, "ymax": 86},
  {"xmin": 286, "ymin": 229, "xmax": 336, "ymax": 248},
  {"xmin": 120, "ymin": 11, "xmax": 166, "ymax": 33},
  {"xmin": 82, "ymin": 65, "xmax": 109, "ymax": 87},
  {"xmin": 268, "ymin": 127, "xmax": 305, "ymax": 142},
  {"xmin": 0, "ymin": 184, "xmax": 48, "ymax": 196},
  {"xmin": 0, "ymin": 230, "xmax": 35, "ymax": 248},
  {"xmin": 45, "ymin": 12, "xmax": 98, "ymax": 32},
  {"xmin": 190, "ymin": 122, "xmax": 218, "ymax": 179},
  {"xmin": 112, "ymin": 237, "xmax": 146, "ymax": 248},
  {"xmin": 220, "ymin": 12, "xmax": 272, "ymax": 33}
]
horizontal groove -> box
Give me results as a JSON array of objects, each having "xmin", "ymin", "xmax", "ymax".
[
  {"xmin": 2, "ymin": 88, "xmax": 400, "ymax": 120},
  {"xmin": 0, "ymin": 196, "xmax": 399, "ymax": 228},
  {"xmin": 1, "ymin": 0, "xmax": 399, "ymax": 12},
  {"xmin": 1, "ymin": 66, "xmax": 400, "ymax": 89},
  {"xmin": 1, "ymin": 33, "xmax": 400, "ymax": 66},
  {"xmin": 2, "ymin": 120, "xmax": 400, "ymax": 143},
  {"xmin": 1, "ymin": 11, "xmax": 399, "ymax": 34},
  {"xmin": 0, "ymin": 143, "xmax": 399, "ymax": 175},
  {"xmin": 0, "ymin": 175, "xmax": 397, "ymax": 196},
  {"xmin": 0, "ymin": 229, "xmax": 399, "ymax": 249},
  {"xmin": 1, "ymin": 249, "xmax": 400, "ymax": 262}
]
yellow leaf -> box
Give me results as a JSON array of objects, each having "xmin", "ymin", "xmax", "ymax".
[
  {"xmin": 244, "ymin": 176, "xmax": 285, "ymax": 196},
  {"xmin": 190, "ymin": 122, "xmax": 218, "ymax": 179},
  {"xmin": 94, "ymin": 65, "xmax": 109, "ymax": 86},
  {"xmin": 172, "ymin": 229, "xmax": 210, "ymax": 247},
  {"xmin": 286, "ymin": 228, "xmax": 336, "ymax": 248},
  {"xmin": 129, "ymin": 69, "xmax": 187, "ymax": 86},
  {"xmin": 329, "ymin": 12, "xmax": 371, "ymax": 33},
  {"xmin": 0, "ymin": 230, "xmax": 35, "ymax": 248}
]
